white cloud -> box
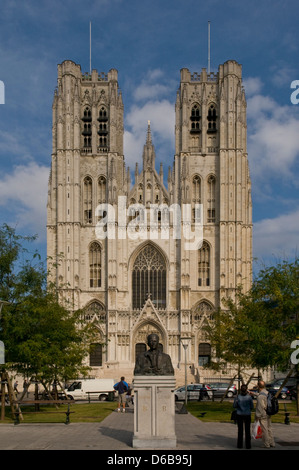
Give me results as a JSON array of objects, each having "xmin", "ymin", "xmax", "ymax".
[
  {"xmin": 124, "ymin": 69, "xmax": 176, "ymax": 169},
  {"xmin": 253, "ymin": 209, "xmax": 299, "ymax": 262},
  {"xmin": 243, "ymin": 77, "xmax": 263, "ymax": 96},
  {"xmin": 249, "ymin": 116, "xmax": 299, "ymax": 177},
  {"xmin": 247, "ymin": 89, "xmax": 299, "ymax": 185},
  {"xmin": 133, "ymin": 68, "xmax": 176, "ymax": 102},
  {"xmin": 0, "ymin": 130, "xmax": 26, "ymax": 156},
  {"xmin": 134, "ymin": 83, "xmax": 172, "ymax": 101},
  {"xmin": 124, "ymin": 100, "xmax": 175, "ymax": 167},
  {"xmin": 0, "ymin": 162, "xmax": 49, "ymax": 238},
  {"xmin": 270, "ymin": 63, "xmax": 297, "ymax": 87}
]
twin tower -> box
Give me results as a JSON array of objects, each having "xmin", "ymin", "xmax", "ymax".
[{"xmin": 47, "ymin": 59, "xmax": 252, "ymax": 379}]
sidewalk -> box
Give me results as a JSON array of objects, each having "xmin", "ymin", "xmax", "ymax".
[{"xmin": 0, "ymin": 406, "xmax": 298, "ymax": 451}]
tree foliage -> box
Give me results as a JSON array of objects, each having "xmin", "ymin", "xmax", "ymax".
[
  {"xmin": 242, "ymin": 259, "xmax": 299, "ymax": 370},
  {"xmin": 0, "ymin": 224, "xmax": 98, "ymax": 386},
  {"xmin": 205, "ymin": 259, "xmax": 299, "ymax": 374}
]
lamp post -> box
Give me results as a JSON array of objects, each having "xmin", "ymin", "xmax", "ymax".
[{"xmin": 180, "ymin": 338, "xmax": 190, "ymax": 406}]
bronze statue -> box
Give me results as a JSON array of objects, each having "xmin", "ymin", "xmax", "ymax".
[{"xmin": 134, "ymin": 333, "xmax": 174, "ymax": 376}]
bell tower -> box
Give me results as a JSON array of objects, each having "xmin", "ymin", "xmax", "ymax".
[
  {"xmin": 47, "ymin": 60, "xmax": 125, "ymax": 308},
  {"xmin": 174, "ymin": 60, "xmax": 252, "ymax": 315}
]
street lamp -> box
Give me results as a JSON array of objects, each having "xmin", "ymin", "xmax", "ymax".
[{"xmin": 180, "ymin": 337, "xmax": 191, "ymax": 406}]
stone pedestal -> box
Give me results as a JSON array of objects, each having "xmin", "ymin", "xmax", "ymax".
[{"xmin": 132, "ymin": 375, "xmax": 177, "ymax": 449}]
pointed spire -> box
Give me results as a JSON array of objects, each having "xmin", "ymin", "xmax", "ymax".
[
  {"xmin": 135, "ymin": 162, "xmax": 139, "ymax": 182},
  {"xmin": 146, "ymin": 120, "xmax": 152, "ymax": 144},
  {"xmin": 127, "ymin": 166, "xmax": 131, "ymax": 189},
  {"xmin": 143, "ymin": 121, "xmax": 156, "ymax": 170},
  {"xmin": 159, "ymin": 162, "xmax": 163, "ymax": 182}
]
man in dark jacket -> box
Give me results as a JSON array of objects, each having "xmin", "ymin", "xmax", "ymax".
[{"xmin": 114, "ymin": 377, "xmax": 128, "ymax": 413}]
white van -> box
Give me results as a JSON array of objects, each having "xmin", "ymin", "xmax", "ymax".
[{"xmin": 65, "ymin": 378, "xmax": 115, "ymax": 401}]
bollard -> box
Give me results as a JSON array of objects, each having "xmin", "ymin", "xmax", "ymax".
[
  {"xmin": 65, "ymin": 403, "xmax": 71, "ymax": 424},
  {"xmin": 284, "ymin": 403, "xmax": 290, "ymax": 425}
]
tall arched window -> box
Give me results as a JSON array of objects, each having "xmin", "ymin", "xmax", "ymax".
[
  {"xmin": 82, "ymin": 107, "xmax": 92, "ymax": 149},
  {"xmin": 192, "ymin": 175, "xmax": 201, "ymax": 223},
  {"xmin": 192, "ymin": 175, "xmax": 201, "ymax": 202},
  {"xmin": 98, "ymin": 106, "xmax": 109, "ymax": 151},
  {"xmin": 89, "ymin": 242, "xmax": 101, "ymax": 288},
  {"xmin": 190, "ymin": 104, "xmax": 201, "ymax": 133},
  {"xmin": 198, "ymin": 242, "xmax": 210, "ymax": 287},
  {"xmin": 207, "ymin": 104, "xmax": 217, "ymax": 133},
  {"xmin": 98, "ymin": 176, "xmax": 106, "ymax": 204},
  {"xmin": 207, "ymin": 175, "xmax": 216, "ymax": 223},
  {"xmin": 132, "ymin": 244, "xmax": 166, "ymax": 310},
  {"xmin": 83, "ymin": 176, "xmax": 92, "ymax": 224}
]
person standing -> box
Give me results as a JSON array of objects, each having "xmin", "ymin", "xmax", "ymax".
[
  {"xmin": 255, "ymin": 380, "xmax": 275, "ymax": 448},
  {"xmin": 23, "ymin": 379, "xmax": 29, "ymax": 398},
  {"xmin": 126, "ymin": 383, "xmax": 133, "ymax": 406},
  {"xmin": 233, "ymin": 384, "xmax": 254, "ymax": 449},
  {"xmin": 13, "ymin": 381, "xmax": 19, "ymax": 396},
  {"xmin": 114, "ymin": 376, "xmax": 128, "ymax": 413}
]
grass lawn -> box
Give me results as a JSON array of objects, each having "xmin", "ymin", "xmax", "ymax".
[
  {"xmin": 1, "ymin": 400, "xmax": 298, "ymax": 425},
  {"xmin": 1, "ymin": 401, "xmax": 117, "ymax": 424},
  {"xmin": 186, "ymin": 400, "xmax": 299, "ymax": 424}
]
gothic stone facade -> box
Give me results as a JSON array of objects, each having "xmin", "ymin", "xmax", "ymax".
[{"xmin": 47, "ymin": 59, "xmax": 252, "ymax": 379}]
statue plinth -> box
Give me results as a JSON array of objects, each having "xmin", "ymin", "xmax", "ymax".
[{"xmin": 132, "ymin": 375, "xmax": 177, "ymax": 449}]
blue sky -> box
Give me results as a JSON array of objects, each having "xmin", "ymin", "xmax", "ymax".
[{"xmin": 0, "ymin": 0, "xmax": 298, "ymax": 272}]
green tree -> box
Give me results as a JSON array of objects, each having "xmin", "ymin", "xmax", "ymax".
[
  {"xmin": 206, "ymin": 259, "xmax": 299, "ymax": 412},
  {"xmin": 204, "ymin": 300, "xmax": 257, "ymax": 390},
  {"xmin": 0, "ymin": 223, "xmax": 37, "ymax": 302},
  {"xmin": 0, "ymin": 224, "xmax": 97, "ymax": 397},
  {"xmin": 241, "ymin": 259, "xmax": 299, "ymax": 414},
  {"xmin": 243, "ymin": 259, "xmax": 299, "ymax": 371}
]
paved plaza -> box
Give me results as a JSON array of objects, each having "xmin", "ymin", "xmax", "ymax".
[{"xmin": 0, "ymin": 406, "xmax": 298, "ymax": 451}]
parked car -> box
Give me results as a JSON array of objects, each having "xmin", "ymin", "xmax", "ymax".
[
  {"xmin": 266, "ymin": 378, "xmax": 297, "ymax": 390},
  {"xmin": 208, "ymin": 382, "xmax": 237, "ymax": 398},
  {"xmin": 268, "ymin": 386, "xmax": 290, "ymax": 399},
  {"xmin": 174, "ymin": 383, "xmax": 212, "ymax": 401},
  {"xmin": 249, "ymin": 384, "xmax": 290, "ymax": 399},
  {"xmin": 266, "ymin": 378, "xmax": 296, "ymax": 399}
]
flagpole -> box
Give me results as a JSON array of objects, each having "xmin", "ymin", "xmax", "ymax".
[
  {"xmin": 90, "ymin": 21, "xmax": 92, "ymax": 75},
  {"xmin": 208, "ymin": 21, "xmax": 211, "ymax": 75}
]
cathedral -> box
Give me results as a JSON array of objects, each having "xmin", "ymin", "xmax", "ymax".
[{"xmin": 47, "ymin": 59, "xmax": 252, "ymax": 382}]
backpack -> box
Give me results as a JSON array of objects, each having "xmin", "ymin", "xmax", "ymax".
[{"xmin": 261, "ymin": 391, "xmax": 279, "ymax": 416}]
